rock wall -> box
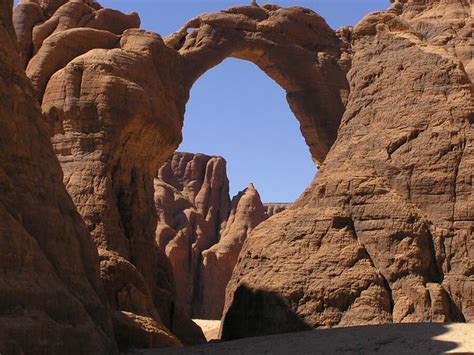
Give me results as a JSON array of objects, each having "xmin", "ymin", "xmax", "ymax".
[
  {"xmin": 155, "ymin": 152, "xmax": 231, "ymax": 318},
  {"xmin": 7, "ymin": 0, "xmax": 471, "ymax": 349},
  {"xmin": 222, "ymin": 0, "xmax": 473, "ymax": 340},
  {"xmin": 265, "ymin": 203, "xmax": 290, "ymax": 217},
  {"xmin": 13, "ymin": 0, "xmax": 196, "ymax": 348},
  {"xmin": 155, "ymin": 153, "xmax": 288, "ymax": 319},
  {"xmin": 13, "ymin": 0, "xmax": 345, "ymax": 342},
  {"xmin": 0, "ymin": 0, "xmax": 116, "ymax": 353}
]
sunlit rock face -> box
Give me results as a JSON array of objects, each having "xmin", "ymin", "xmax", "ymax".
[
  {"xmin": 223, "ymin": 0, "xmax": 473, "ymax": 340},
  {"xmin": 8, "ymin": 0, "xmax": 471, "ymax": 349},
  {"xmin": 12, "ymin": 0, "xmax": 346, "ymax": 345}
]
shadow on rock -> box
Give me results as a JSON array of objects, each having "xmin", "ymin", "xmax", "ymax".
[{"xmin": 220, "ymin": 284, "xmax": 313, "ymax": 341}]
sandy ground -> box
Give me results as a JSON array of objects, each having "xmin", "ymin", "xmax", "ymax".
[
  {"xmin": 130, "ymin": 323, "xmax": 474, "ymax": 354},
  {"xmin": 192, "ymin": 319, "xmax": 221, "ymax": 341}
]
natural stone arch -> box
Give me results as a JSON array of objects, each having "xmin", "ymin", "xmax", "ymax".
[
  {"xmin": 155, "ymin": 6, "xmax": 349, "ymax": 321},
  {"xmin": 168, "ymin": 4, "xmax": 349, "ymax": 164},
  {"xmin": 16, "ymin": 0, "xmax": 349, "ymax": 346}
]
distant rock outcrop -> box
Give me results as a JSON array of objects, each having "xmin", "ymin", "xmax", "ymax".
[
  {"xmin": 200, "ymin": 183, "xmax": 269, "ymax": 319},
  {"xmin": 155, "ymin": 152, "xmax": 231, "ymax": 318},
  {"xmin": 155, "ymin": 153, "xmax": 288, "ymax": 319},
  {"xmin": 265, "ymin": 203, "xmax": 290, "ymax": 217}
]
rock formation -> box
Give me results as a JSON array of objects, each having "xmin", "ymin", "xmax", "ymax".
[
  {"xmin": 200, "ymin": 183, "xmax": 269, "ymax": 319},
  {"xmin": 13, "ymin": 0, "xmax": 199, "ymax": 348},
  {"xmin": 222, "ymin": 0, "xmax": 473, "ymax": 340},
  {"xmin": 6, "ymin": 0, "xmax": 471, "ymax": 350},
  {"xmin": 0, "ymin": 0, "xmax": 116, "ymax": 352},
  {"xmin": 14, "ymin": 0, "xmax": 344, "ymax": 342},
  {"xmin": 155, "ymin": 152, "xmax": 231, "ymax": 318},
  {"xmin": 155, "ymin": 153, "xmax": 288, "ymax": 319},
  {"xmin": 265, "ymin": 203, "xmax": 290, "ymax": 217}
]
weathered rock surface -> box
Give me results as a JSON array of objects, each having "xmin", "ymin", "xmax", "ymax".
[
  {"xmin": 14, "ymin": 1, "xmax": 345, "ymax": 344},
  {"xmin": 222, "ymin": 0, "xmax": 473, "ymax": 340},
  {"xmin": 155, "ymin": 153, "xmax": 231, "ymax": 318},
  {"xmin": 200, "ymin": 184, "xmax": 268, "ymax": 319},
  {"xmin": 392, "ymin": 0, "xmax": 473, "ymax": 81},
  {"xmin": 155, "ymin": 153, "xmax": 286, "ymax": 319},
  {"xmin": 13, "ymin": 0, "xmax": 198, "ymax": 348},
  {"xmin": 264, "ymin": 203, "xmax": 290, "ymax": 217},
  {"xmin": 167, "ymin": 5, "xmax": 349, "ymax": 164},
  {"xmin": 0, "ymin": 0, "xmax": 116, "ymax": 353},
  {"xmin": 10, "ymin": 0, "xmax": 471, "ymax": 348}
]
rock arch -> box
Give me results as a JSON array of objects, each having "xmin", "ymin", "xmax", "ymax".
[
  {"xmin": 14, "ymin": 0, "xmax": 348, "ymax": 346},
  {"xmin": 168, "ymin": 4, "xmax": 349, "ymax": 163}
]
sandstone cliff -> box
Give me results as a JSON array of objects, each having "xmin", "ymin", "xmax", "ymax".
[
  {"xmin": 0, "ymin": 0, "xmax": 116, "ymax": 352},
  {"xmin": 155, "ymin": 152, "xmax": 231, "ymax": 318},
  {"xmin": 155, "ymin": 153, "xmax": 287, "ymax": 319},
  {"xmin": 14, "ymin": 1, "xmax": 347, "ymax": 344},
  {"xmin": 13, "ymin": 0, "xmax": 197, "ymax": 348},
  {"xmin": 7, "ymin": 0, "xmax": 471, "ymax": 349},
  {"xmin": 14, "ymin": 0, "xmax": 344, "ymax": 336},
  {"xmin": 223, "ymin": 0, "xmax": 473, "ymax": 340}
]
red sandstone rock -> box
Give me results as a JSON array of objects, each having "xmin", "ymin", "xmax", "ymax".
[
  {"xmin": 8, "ymin": 0, "xmax": 471, "ymax": 348},
  {"xmin": 14, "ymin": 0, "xmax": 200, "ymax": 347},
  {"xmin": 155, "ymin": 152, "xmax": 231, "ymax": 318},
  {"xmin": 0, "ymin": 0, "xmax": 116, "ymax": 352},
  {"xmin": 113, "ymin": 311, "xmax": 182, "ymax": 349},
  {"xmin": 14, "ymin": 4, "xmax": 346, "ymax": 339},
  {"xmin": 222, "ymin": 0, "xmax": 473, "ymax": 340},
  {"xmin": 155, "ymin": 154, "xmax": 286, "ymax": 320},
  {"xmin": 264, "ymin": 203, "xmax": 290, "ymax": 217},
  {"xmin": 200, "ymin": 184, "xmax": 268, "ymax": 319}
]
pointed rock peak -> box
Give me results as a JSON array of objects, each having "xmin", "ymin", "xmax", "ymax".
[{"xmin": 247, "ymin": 183, "xmax": 255, "ymax": 190}]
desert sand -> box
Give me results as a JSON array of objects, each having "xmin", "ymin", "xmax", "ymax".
[{"xmin": 132, "ymin": 323, "xmax": 474, "ymax": 354}]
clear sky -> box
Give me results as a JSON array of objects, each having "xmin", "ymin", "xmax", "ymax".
[{"xmin": 15, "ymin": 0, "xmax": 387, "ymax": 202}]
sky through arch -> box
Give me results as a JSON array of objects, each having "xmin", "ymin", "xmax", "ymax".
[
  {"xmin": 13, "ymin": 0, "xmax": 388, "ymax": 201},
  {"xmin": 182, "ymin": 57, "xmax": 315, "ymax": 202}
]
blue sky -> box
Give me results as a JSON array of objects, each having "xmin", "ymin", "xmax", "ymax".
[{"xmin": 15, "ymin": 0, "xmax": 387, "ymax": 202}]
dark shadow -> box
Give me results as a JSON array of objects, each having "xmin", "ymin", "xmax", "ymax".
[
  {"xmin": 129, "ymin": 323, "xmax": 471, "ymax": 355},
  {"xmin": 220, "ymin": 284, "xmax": 312, "ymax": 341}
]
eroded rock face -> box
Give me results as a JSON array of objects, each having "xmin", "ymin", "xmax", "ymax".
[
  {"xmin": 155, "ymin": 153, "xmax": 285, "ymax": 319},
  {"xmin": 264, "ymin": 203, "xmax": 290, "ymax": 217},
  {"xmin": 222, "ymin": 0, "xmax": 473, "ymax": 340},
  {"xmin": 14, "ymin": 1, "xmax": 345, "ymax": 342},
  {"xmin": 155, "ymin": 153, "xmax": 231, "ymax": 318},
  {"xmin": 168, "ymin": 5, "xmax": 349, "ymax": 164},
  {"xmin": 12, "ymin": 0, "xmax": 469, "ymax": 347},
  {"xmin": 200, "ymin": 184, "xmax": 268, "ymax": 319},
  {"xmin": 13, "ymin": 0, "xmax": 194, "ymax": 348},
  {"xmin": 0, "ymin": 0, "xmax": 116, "ymax": 353}
]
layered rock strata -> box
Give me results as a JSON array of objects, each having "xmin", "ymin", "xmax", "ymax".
[
  {"xmin": 0, "ymin": 0, "xmax": 116, "ymax": 352},
  {"xmin": 13, "ymin": 0, "xmax": 198, "ymax": 347},
  {"xmin": 9, "ymin": 0, "xmax": 471, "ymax": 348},
  {"xmin": 155, "ymin": 153, "xmax": 231, "ymax": 318},
  {"xmin": 222, "ymin": 0, "xmax": 473, "ymax": 340},
  {"xmin": 13, "ymin": 0, "xmax": 346, "ymax": 344},
  {"xmin": 155, "ymin": 153, "xmax": 288, "ymax": 319}
]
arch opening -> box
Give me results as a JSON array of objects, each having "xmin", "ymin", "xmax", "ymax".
[{"xmin": 154, "ymin": 56, "xmax": 318, "ymax": 322}]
